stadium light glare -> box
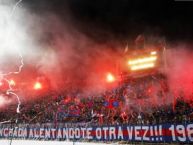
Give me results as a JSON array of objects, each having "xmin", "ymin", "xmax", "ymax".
[
  {"xmin": 106, "ymin": 73, "xmax": 115, "ymax": 83},
  {"xmin": 34, "ymin": 82, "xmax": 42, "ymax": 90},
  {"xmin": 128, "ymin": 56, "xmax": 157, "ymax": 65},
  {"xmin": 130, "ymin": 63, "xmax": 155, "ymax": 71}
]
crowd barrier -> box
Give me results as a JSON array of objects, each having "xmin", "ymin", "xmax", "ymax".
[{"xmin": 0, "ymin": 122, "xmax": 193, "ymax": 143}]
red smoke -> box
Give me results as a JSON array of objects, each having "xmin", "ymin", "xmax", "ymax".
[{"xmin": 166, "ymin": 46, "xmax": 193, "ymax": 101}]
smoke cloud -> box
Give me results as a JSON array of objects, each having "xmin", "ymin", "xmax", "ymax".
[
  {"xmin": 0, "ymin": 0, "xmax": 121, "ymax": 107},
  {"xmin": 166, "ymin": 44, "xmax": 193, "ymax": 100},
  {"xmin": 0, "ymin": 0, "xmax": 192, "ymax": 110}
]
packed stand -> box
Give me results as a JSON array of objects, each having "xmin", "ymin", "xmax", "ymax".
[{"xmin": 0, "ymin": 77, "xmax": 193, "ymax": 126}]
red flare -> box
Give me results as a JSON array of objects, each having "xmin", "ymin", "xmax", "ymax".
[{"xmin": 34, "ymin": 82, "xmax": 42, "ymax": 90}]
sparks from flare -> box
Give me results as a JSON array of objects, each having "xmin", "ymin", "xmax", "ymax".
[
  {"xmin": 0, "ymin": 53, "xmax": 24, "ymax": 113},
  {"xmin": 11, "ymin": 0, "xmax": 23, "ymax": 17},
  {"xmin": 0, "ymin": 0, "xmax": 24, "ymax": 114}
]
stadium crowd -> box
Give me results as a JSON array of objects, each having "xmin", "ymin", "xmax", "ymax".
[{"xmin": 0, "ymin": 77, "xmax": 193, "ymax": 126}]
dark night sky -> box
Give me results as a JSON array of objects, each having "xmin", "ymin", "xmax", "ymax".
[{"xmin": 23, "ymin": 0, "xmax": 193, "ymax": 43}]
